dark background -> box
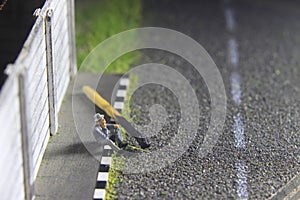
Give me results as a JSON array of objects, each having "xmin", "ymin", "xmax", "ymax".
[{"xmin": 0, "ymin": 0, "xmax": 45, "ymax": 89}]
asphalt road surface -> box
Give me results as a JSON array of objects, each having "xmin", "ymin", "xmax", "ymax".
[{"xmin": 114, "ymin": 0, "xmax": 300, "ymax": 199}]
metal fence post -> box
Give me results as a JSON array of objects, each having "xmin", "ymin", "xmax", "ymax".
[
  {"xmin": 45, "ymin": 9, "xmax": 57, "ymax": 136},
  {"xmin": 18, "ymin": 68, "xmax": 34, "ymax": 200}
]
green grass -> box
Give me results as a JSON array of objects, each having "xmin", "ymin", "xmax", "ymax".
[
  {"xmin": 105, "ymin": 152, "xmax": 124, "ymax": 200},
  {"xmin": 122, "ymin": 74, "xmax": 139, "ymax": 125},
  {"xmin": 75, "ymin": 0, "xmax": 141, "ymax": 73}
]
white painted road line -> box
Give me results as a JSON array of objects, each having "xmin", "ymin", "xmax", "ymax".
[
  {"xmin": 233, "ymin": 114, "xmax": 246, "ymax": 149},
  {"xmin": 224, "ymin": 6, "xmax": 236, "ymax": 32},
  {"xmin": 228, "ymin": 38, "xmax": 239, "ymax": 68},
  {"xmin": 224, "ymin": 0, "xmax": 249, "ymax": 199},
  {"xmin": 230, "ymin": 72, "xmax": 242, "ymax": 106},
  {"xmin": 94, "ymin": 188, "xmax": 106, "ymax": 199},
  {"xmin": 236, "ymin": 162, "xmax": 249, "ymax": 200}
]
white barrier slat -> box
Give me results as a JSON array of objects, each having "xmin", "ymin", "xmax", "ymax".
[
  {"xmin": 23, "ymin": 22, "xmax": 45, "ymax": 70},
  {"xmin": 53, "ymin": 1, "xmax": 67, "ymax": 44},
  {"xmin": 0, "ymin": 78, "xmax": 18, "ymax": 117},
  {"xmin": 56, "ymin": 50, "xmax": 69, "ymax": 88},
  {"xmin": 33, "ymin": 120, "xmax": 50, "ymax": 171},
  {"xmin": 55, "ymin": 32, "xmax": 69, "ymax": 74},
  {"xmin": 52, "ymin": 0, "xmax": 66, "ymax": 30},
  {"xmin": 31, "ymin": 96, "xmax": 49, "ymax": 148},
  {"xmin": 57, "ymin": 60, "xmax": 70, "ymax": 108},
  {"xmin": 0, "ymin": 104, "xmax": 19, "ymax": 143},
  {"xmin": 28, "ymin": 51, "xmax": 46, "ymax": 90},
  {"xmin": 28, "ymin": 64, "xmax": 47, "ymax": 103},
  {"xmin": 0, "ymin": 116, "xmax": 23, "ymax": 200},
  {"xmin": 30, "ymin": 83, "xmax": 48, "ymax": 132},
  {"xmin": 31, "ymin": 100, "xmax": 49, "ymax": 147},
  {"xmin": 53, "ymin": 15, "xmax": 68, "ymax": 49},
  {"xmin": 53, "ymin": 26, "xmax": 69, "ymax": 74},
  {"xmin": 27, "ymin": 42, "xmax": 46, "ymax": 81},
  {"xmin": 51, "ymin": 0, "xmax": 60, "ymax": 14},
  {"xmin": 0, "ymin": 128, "xmax": 21, "ymax": 177},
  {"xmin": 54, "ymin": 20, "xmax": 68, "ymax": 49},
  {"xmin": 2, "ymin": 163, "xmax": 23, "ymax": 200}
]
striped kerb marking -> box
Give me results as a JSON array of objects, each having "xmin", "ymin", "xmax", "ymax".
[
  {"xmin": 119, "ymin": 78, "xmax": 129, "ymax": 86},
  {"xmin": 93, "ymin": 150, "xmax": 113, "ymax": 200},
  {"xmin": 113, "ymin": 102, "xmax": 124, "ymax": 110},
  {"xmin": 93, "ymin": 76, "xmax": 129, "ymax": 200},
  {"xmin": 116, "ymin": 90, "xmax": 127, "ymax": 98}
]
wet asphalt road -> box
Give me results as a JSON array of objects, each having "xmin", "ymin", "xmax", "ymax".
[{"xmin": 115, "ymin": 0, "xmax": 300, "ymax": 199}]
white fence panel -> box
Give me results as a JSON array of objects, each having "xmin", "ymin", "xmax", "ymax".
[
  {"xmin": 21, "ymin": 16, "xmax": 50, "ymax": 180},
  {"xmin": 52, "ymin": 0, "xmax": 70, "ymax": 111},
  {"xmin": 0, "ymin": 0, "xmax": 76, "ymax": 198},
  {"xmin": 0, "ymin": 76, "xmax": 24, "ymax": 200}
]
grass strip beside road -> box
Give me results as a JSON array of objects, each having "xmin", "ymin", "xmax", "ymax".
[
  {"xmin": 75, "ymin": 0, "xmax": 141, "ymax": 73},
  {"xmin": 105, "ymin": 152, "xmax": 124, "ymax": 200}
]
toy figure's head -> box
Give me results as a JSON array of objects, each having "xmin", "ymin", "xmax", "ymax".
[{"xmin": 94, "ymin": 113, "xmax": 107, "ymax": 128}]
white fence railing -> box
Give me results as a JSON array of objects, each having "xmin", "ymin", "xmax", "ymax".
[{"xmin": 0, "ymin": 0, "xmax": 76, "ymax": 199}]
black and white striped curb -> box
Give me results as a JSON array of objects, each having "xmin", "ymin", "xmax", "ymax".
[{"xmin": 93, "ymin": 75, "xmax": 130, "ymax": 200}]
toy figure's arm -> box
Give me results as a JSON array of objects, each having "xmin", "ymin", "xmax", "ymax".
[
  {"xmin": 94, "ymin": 126, "xmax": 108, "ymax": 139},
  {"xmin": 106, "ymin": 123, "xmax": 119, "ymax": 129}
]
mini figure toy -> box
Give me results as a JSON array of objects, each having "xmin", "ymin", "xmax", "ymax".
[
  {"xmin": 93, "ymin": 113, "xmax": 127, "ymax": 151},
  {"xmin": 93, "ymin": 113, "xmax": 151, "ymax": 150},
  {"xmin": 83, "ymin": 86, "xmax": 151, "ymax": 149}
]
